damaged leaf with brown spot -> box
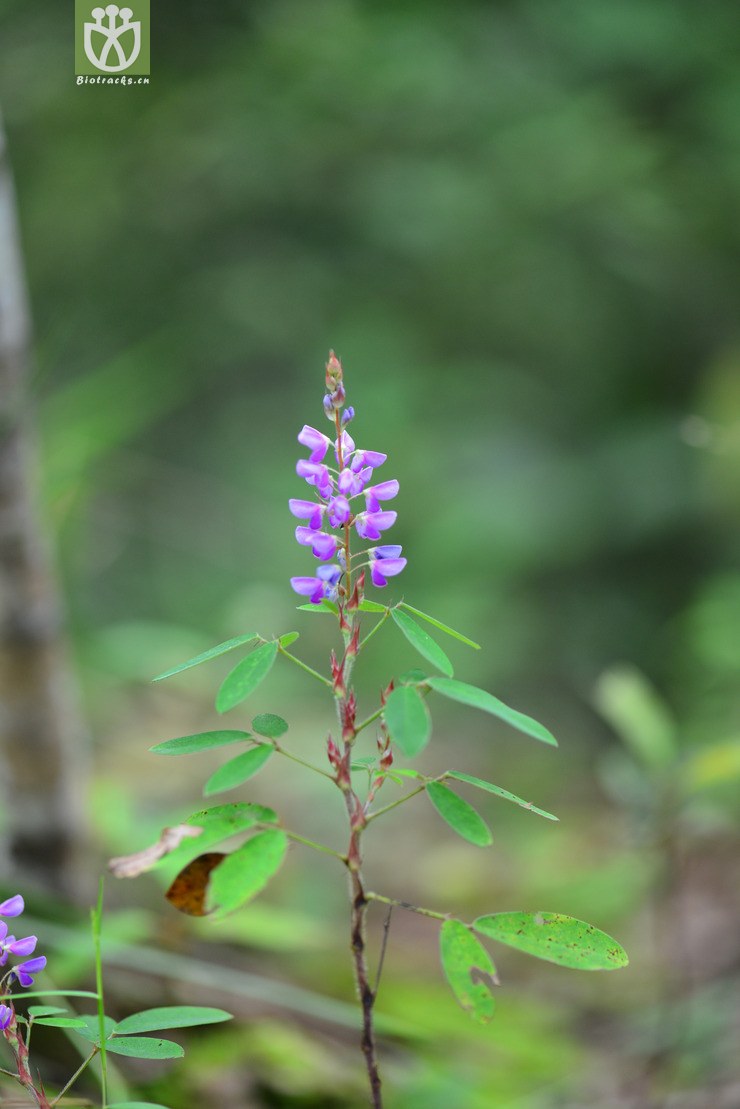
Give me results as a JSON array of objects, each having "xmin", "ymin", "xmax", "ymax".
[{"xmin": 439, "ymin": 918, "xmax": 498, "ymax": 1023}]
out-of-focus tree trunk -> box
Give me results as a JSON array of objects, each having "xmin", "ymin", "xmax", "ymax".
[{"xmin": 0, "ymin": 108, "xmax": 89, "ymax": 898}]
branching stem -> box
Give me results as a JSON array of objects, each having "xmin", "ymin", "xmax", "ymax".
[{"xmin": 277, "ymin": 646, "xmax": 333, "ymax": 688}]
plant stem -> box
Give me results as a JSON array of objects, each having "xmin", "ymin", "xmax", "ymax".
[
  {"xmin": 365, "ymin": 784, "xmax": 426, "ymax": 822},
  {"xmin": 91, "ymin": 879, "xmax": 107, "ymax": 1108},
  {"xmin": 284, "ymin": 830, "xmax": 346, "ymax": 860},
  {"xmin": 49, "ymin": 1049, "xmax": 97, "ymax": 1106},
  {"xmin": 359, "ymin": 612, "xmax": 389, "ymax": 650},
  {"xmin": 272, "ymin": 742, "xmax": 335, "ymax": 780},
  {"xmin": 366, "ymin": 891, "xmax": 450, "ymax": 922},
  {"xmin": 353, "ymin": 707, "xmax": 384, "ymax": 735},
  {"xmin": 277, "ymin": 646, "xmax": 333, "ymax": 687}
]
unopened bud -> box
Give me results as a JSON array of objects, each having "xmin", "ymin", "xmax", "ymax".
[
  {"xmin": 327, "ymin": 735, "xmax": 341, "ymax": 770},
  {"xmin": 380, "ymin": 678, "xmax": 395, "ymax": 706}
]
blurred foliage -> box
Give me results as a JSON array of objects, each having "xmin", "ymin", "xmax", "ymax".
[{"xmin": 2, "ymin": 0, "xmax": 740, "ymax": 1104}]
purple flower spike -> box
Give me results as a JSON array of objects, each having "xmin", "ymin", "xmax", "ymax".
[
  {"xmin": 355, "ymin": 510, "xmax": 397, "ymax": 541},
  {"xmin": 11, "ymin": 955, "xmax": 46, "ymax": 988},
  {"xmin": 298, "ymin": 425, "xmax": 332, "ymax": 462},
  {"xmin": 364, "ymin": 479, "xmax": 399, "ymax": 513},
  {"xmin": 7, "ymin": 935, "xmax": 37, "ymax": 957},
  {"xmin": 0, "ymin": 1005, "xmax": 12, "ymax": 1030},
  {"xmin": 0, "ymin": 896, "xmax": 24, "ymax": 918}
]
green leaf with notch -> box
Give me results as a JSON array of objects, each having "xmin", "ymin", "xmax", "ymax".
[
  {"xmin": 427, "ymin": 678, "xmax": 557, "ymax": 747},
  {"xmin": 391, "ymin": 610, "xmax": 453, "ymax": 677},
  {"xmin": 115, "ymin": 1006, "xmax": 232, "ymax": 1036},
  {"xmin": 216, "ymin": 642, "xmax": 278, "ymax": 713},
  {"xmin": 473, "ymin": 911, "xmax": 629, "ymax": 970},
  {"xmin": 207, "ymin": 828, "xmax": 288, "ymax": 916},
  {"xmin": 440, "ymin": 919, "xmax": 497, "ymax": 1023},
  {"xmin": 384, "ymin": 686, "xmax": 431, "ymax": 758},
  {"xmin": 203, "ymin": 745, "xmax": 274, "ymax": 796},
  {"xmin": 425, "ymin": 782, "xmax": 492, "ymax": 846},
  {"xmin": 151, "ymin": 634, "xmax": 259, "ymax": 682},
  {"xmin": 105, "ymin": 1036, "xmax": 184, "ymax": 1059},
  {"xmin": 447, "ymin": 771, "xmax": 558, "ymax": 821},
  {"xmin": 398, "ymin": 603, "xmax": 480, "ymax": 649},
  {"xmin": 252, "ymin": 713, "xmax": 288, "ymax": 739},
  {"xmin": 150, "ymin": 730, "xmax": 250, "ymax": 756}
]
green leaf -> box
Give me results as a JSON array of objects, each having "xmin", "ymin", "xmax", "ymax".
[
  {"xmin": 425, "ymin": 782, "xmax": 492, "ymax": 846},
  {"xmin": 32, "ymin": 1016, "xmax": 87, "ymax": 1028},
  {"xmin": 389, "ymin": 767, "xmax": 424, "ymax": 779},
  {"xmin": 473, "ymin": 912, "xmax": 629, "ymax": 970},
  {"xmin": 149, "ymin": 730, "xmax": 250, "ymax": 756},
  {"xmin": 151, "ymin": 634, "xmax": 259, "ymax": 682},
  {"xmin": 398, "ymin": 668, "xmax": 428, "ymax": 684},
  {"xmin": 72, "ymin": 1014, "xmax": 118, "ymax": 1045},
  {"xmin": 427, "ymin": 678, "xmax": 558, "ymax": 747},
  {"xmin": 105, "ymin": 1036, "xmax": 184, "ymax": 1059},
  {"xmin": 447, "ymin": 771, "xmax": 558, "ymax": 821},
  {"xmin": 384, "ymin": 686, "xmax": 431, "ymax": 758},
  {"xmin": 115, "ymin": 1006, "xmax": 232, "ymax": 1036},
  {"xmin": 203, "ymin": 745, "xmax": 274, "ymax": 796},
  {"xmin": 297, "ymin": 599, "xmax": 338, "ymax": 614},
  {"xmin": 108, "ymin": 1103, "xmax": 172, "ymax": 1109},
  {"xmin": 252, "ymin": 713, "xmax": 288, "ymax": 739},
  {"xmin": 358, "ymin": 600, "xmax": 387, "ymax": 613},
  {"xmin": 28, "ymin": 1006, "xmax": 67, "ymax": 1017},
  {"xmin": 156, "ymin": 802, "xmax": 278, "ymax": 875},
  {"xmin": 278, "ymin": 631, "xmax": 300, "ymax": 647},
  {"xmin": 207, "ymin": 828, "xmax": 288, "ymax": 916},
  {"xmin": 594, "ymin": 665, "xmax": 676, "ymax": 770},
  {"xmin": 398, "ymin": 603, "xmax": 480, "ymax": 649},
  {"xmin": 391, "ymin": 610, "xmax": 454, "ymax": 677},
  {"xmin": 439, "ymin": 919, "xmax": 497, "ymax": 1023},
  {"xmin": 216, "ymin": 642, "xmax": 278, "ymax": 713}
]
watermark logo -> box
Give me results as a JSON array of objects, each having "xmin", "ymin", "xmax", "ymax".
[{"xmin": 75, "ymin": 0, "xmax": 150, "ymax": 82}]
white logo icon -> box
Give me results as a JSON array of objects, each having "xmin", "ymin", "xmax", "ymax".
[{"xmin": 84, "ymin": 5, "xmax": 141, "ymax": 73}]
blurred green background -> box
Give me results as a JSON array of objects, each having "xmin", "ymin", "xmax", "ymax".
[{"xmin": 1, "ymin": 0, "xmax": 739, "ymax": 1105}]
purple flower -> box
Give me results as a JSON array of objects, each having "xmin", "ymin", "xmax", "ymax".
[
  {"xmin": 297, "ymin": 425, "xmax": 331, "ymax": 462},
  {"xmin": 341, "ymin": 406, "xmax": 355, "ymax": 426},
  {"xmin": 295, "ymin": 527, "xmax": 338, "ymax": 560},
  {"xmin": 291, "ymin": 564, "xmax": 342, "ymax": 605},
  {"xmin": 289, "ymin": 499, "xmax": 325, "ymax": 530},
  {"xmin": 364, "ymin": 479, "xmax": 399, "ymax": 513},
  {"xmin": 327, "ymin": 495, "xmax": 351, "ymax": 528},
  {"xmin": 370, "ymin": 546, "xmax": 407, "ymax": 588},
  {"xmin": 355, "ymin": 510, "xmax": 397, "ymax": 541},
  {"xmin": 351, "ymin": 449, "xmax": 386, "ymax": 473},
  {"xmin": 0, "ymin": 1004, "xmax": 12, "ymax": 1030},
  {"xmin": 11, "ymin": 956, "xmax": 46, "ymax": 989},
  {"xmin": 0, "ymin": 896, "xmax": 24, "ymax": 919}
]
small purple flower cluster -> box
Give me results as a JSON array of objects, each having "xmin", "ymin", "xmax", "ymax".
[
  {"xmin": 0, "ymin": 895, "xmax": 46, "ymax": 1024},
  {"xmin": 290, "ymin": 355, "xmax": 406, "ymax": 604}
]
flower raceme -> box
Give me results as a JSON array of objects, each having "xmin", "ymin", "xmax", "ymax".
[
  {"xmin": 0, "ymin": 895, "xmax": 46, "ymax": 989},
  {"xmin": 290, "ymin": 355, "xmax": 406, "ymax": 604}
]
